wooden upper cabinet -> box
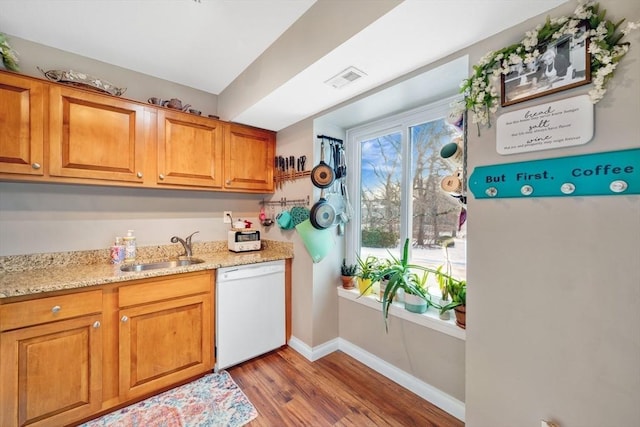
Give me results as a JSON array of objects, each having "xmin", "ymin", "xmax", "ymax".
[
  {"xmin": 0, "ymin": 72, "xmax": 45, "ymax": 176},
  {"xmin": 48, "ymin": 86, "xmax": 146, "ymax": 183},
  {"xmin": 157, "ymin": 110, "xmax": 224, "ymax": 188},
  {"xmin": 225, "ymin": 124, "xmax": 275, "ymax": 192},
  {"xmin": 0, "ymin": 72, "xmax": 277, "ymax": 193}
]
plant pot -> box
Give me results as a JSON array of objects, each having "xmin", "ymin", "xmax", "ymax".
[
  {"xmin": 358, "ymin": 277, "xmax": 373, "ymax": 296},
  {"xmin": 379, "ymin": 279, "xmax": 389, "ymax": 300},
  {"xmin": 454, "ymin": 305, "xmax": 466, "ymax": 329},
  {"xmin": 438, "ymin": 298, "xmax": 451, "ymax": 320},
  {"xmin": 404, "ymin": 293, "xmax": 427, "ymax": 314},
  {"xmin": 341, "ymin": 275, "xmax": 355, "ymax": 289}
]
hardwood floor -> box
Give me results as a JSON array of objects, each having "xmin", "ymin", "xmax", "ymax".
[{"xmin": 228, "ymin": 346, "xmax": 464, "ymax": 427}]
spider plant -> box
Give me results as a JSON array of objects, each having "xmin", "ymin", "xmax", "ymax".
[{"xmin": 372, "ymin": 238, "xmax": 440, "ymax": 331}]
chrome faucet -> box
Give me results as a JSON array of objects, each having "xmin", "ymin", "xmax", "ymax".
[{"xmin": 170, "ymin": 231, "xmax": 199, "ymax": 258}]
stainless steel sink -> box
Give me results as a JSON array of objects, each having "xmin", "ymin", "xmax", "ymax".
[{"xmin": 120, "ymin": 258, "xmax": 205, "ymax": 272}]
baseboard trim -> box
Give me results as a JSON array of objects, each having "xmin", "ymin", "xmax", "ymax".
[
  {"xmin": 288, "ymin": 336, "xmax": 339, "ymax": 361},
  {"xmin": 287, "ymin": 336, "xmax": 465, "ymax": 422}
]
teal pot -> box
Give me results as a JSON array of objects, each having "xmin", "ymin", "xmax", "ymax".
[{"xmin": 404, "ymin": 293, "xmax": 427, "ymax": 314}]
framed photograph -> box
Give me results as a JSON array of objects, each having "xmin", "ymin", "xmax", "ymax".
[{"xmin": 501, "ymin": 22, "xmax": 591, "ymax": 107}]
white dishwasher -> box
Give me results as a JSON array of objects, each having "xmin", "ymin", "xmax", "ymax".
[{"xmin": 215, "ymin": 260, "xmax": 286, "ymax": 370}]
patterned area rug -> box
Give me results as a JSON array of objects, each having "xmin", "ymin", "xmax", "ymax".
[{"xmin": 80, "ymin": 371, "xmax": 258, "ymax": 427}]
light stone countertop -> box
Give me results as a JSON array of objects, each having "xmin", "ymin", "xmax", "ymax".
[{"xmin": 0, "ymin": 240, "xmax": 293, "ymax": 299}]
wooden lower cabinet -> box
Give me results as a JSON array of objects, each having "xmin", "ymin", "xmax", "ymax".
[
  {"xmin": 118, "ymin": 274, "xmax": 213, "ymax": 400},
  {"xmin": 0, "ymin": 271, "xmax": 214, "ymax": 427},
  {"xmin": 0, "ymin": 313, "xmax": 103, "ymax": 427}
]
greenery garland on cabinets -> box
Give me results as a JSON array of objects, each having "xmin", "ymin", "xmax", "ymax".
[
  {"xmin": 453, "ymin": 1, "xmax": 639, "ymax": 134},
  {"xmin": 0, "ymin": 33, "xmax": 19, "ymax": 71}
]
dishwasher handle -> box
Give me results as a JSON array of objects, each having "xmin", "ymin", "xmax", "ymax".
[{"xmin": 217, "ymin": 261, "xmax": 285, "ymax": 282}]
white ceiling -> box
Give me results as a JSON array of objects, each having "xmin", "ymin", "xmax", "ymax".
[{"xmin": 0, "ymin": 0, "xmax": 568, "ymax": 131}]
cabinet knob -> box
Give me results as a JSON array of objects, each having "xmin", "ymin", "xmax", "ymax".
[
  {"xmin": 159, "ymin": 174, "xmax": 165, "ymax": 180},
  {"xmin": 51, "ymin": 305, "xmax": 61, "ymax": 314},
  {"xmin": 137, "ymin": 172, "xmax": 143, "ymax": 178},
  {"xmin": 226, "ymin": 180, "xmax": 231, "ymax": 185},
  {"xmin": 93, "ymin": 321, "xmax": 101, "ymax": 328},
  {"xmin": 121, "ymin": 315, "xmax": 129, "ymax": 323},
  {"xmin": 32, "ymin": 162, "xmax": 41, "ymax": 170}
]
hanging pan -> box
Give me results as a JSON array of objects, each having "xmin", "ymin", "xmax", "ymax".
[
  {"xmin": 310, "ymin": 188, "xmax": 336, "ymax": 229},
  {"xmin": 310, "ymin": 140, "xmax": 335, "ymax": 188}
]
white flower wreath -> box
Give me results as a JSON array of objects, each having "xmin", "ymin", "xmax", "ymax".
[
  {"xmin": 456, "ymin": 1, "xmax": 639, "ymax": 134},
  {"xmin": 0, "ymin": 32, "xmax": 19, "ymax": 71}
]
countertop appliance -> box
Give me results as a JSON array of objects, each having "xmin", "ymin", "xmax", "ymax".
[
  {"xmin": 215, "ymin": 260, "xmax": 285, "ymax": 370},
  {"xmin": 228, "ymin": 229, "xmax": 261, "ymax": 252}
]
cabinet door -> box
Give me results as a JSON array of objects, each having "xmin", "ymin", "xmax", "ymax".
[
  {"xmin": 119, "ymin": 293, "xmax": 212, "ymax": 399},
  {"xmin": 0, "ymin": 72, "xmax": 44, "ymax": 176},
  {"xmin": 157, "ymin": 110, "xmax": 223, "ymax": 188},
  {"xmin": 0, "ymin": 314, "xmax": 103, "ymax": 427},
  {"xmin": 49, "ymin": 86, "xmax": 146, "ymax": 183},
  {"xmin": 224, "ymin": 124, "xmax": 275, "ymax": 192}
]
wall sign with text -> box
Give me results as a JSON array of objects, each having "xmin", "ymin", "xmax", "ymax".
[
  {"xmin": 469, "ymin": 148, "xmax": 640, "ymax": 199},
  {"xmin": 496, "ymin": 95, "xmax": 594, "ymax": 155}
]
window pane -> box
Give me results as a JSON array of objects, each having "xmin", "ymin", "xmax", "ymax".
[
  {"xmin": 347, "ymin": 98, "xmax": 467, "ymax": 299},
  {"xmin": 410, "ymin": 119, "xmax": 466, "ymax": 282},
  {"xmin": 360, "ymin": 132, "xmax": 402, "ymax": 259}
]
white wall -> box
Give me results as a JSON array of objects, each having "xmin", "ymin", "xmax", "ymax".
[
  {"xmin": 0, "ymin": 182, "xmax": 265, "ymax": 255},
  {"xmin": 465, "ymin": 1, "xmax": 640, "ymax": 426},
  {"xmin": 261, "ymin": 119, "xmax": 317, "ymax": 345},
  {"xmin": 9, "ymin": 36, "xmax": 218, "ymax": 117}
]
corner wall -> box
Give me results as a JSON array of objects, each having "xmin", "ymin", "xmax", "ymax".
[{"xmin": 465, "ymin": 1, "xmax": 640, "ymax": 425}]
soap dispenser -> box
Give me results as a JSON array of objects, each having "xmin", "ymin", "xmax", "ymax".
[{"xmin": 123, "ymin": 230, "xmax": 136, "ymax": 262}]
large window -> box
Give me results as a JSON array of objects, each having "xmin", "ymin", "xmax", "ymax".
[{"xmin": 346, "ymin": 97, "xmax": 466, "ymax": 293}]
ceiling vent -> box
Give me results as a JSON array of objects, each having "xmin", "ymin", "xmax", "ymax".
[{"xmin": 324, "ymin": 66, "xmax": 367, "ymax": 89}]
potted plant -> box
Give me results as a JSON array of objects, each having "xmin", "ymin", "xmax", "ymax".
[
  {"xmin": 355, "ymin": 253, "xmax": 379, "ymax": 296},
  {"xmin": 435, "ymin": 238, "xmax": 455, "ymax": 320},
  {"xmin": 340, "ymin": 258, "xmax": 357, "ymax": 289},
  {"xmin": 372, "ymin": 238, "xmax": 437, "ymax": 330},
  {"xmin": 403, "ymin": 270, "xmax": 430, "ymax": 314},
  {"xmin": 438, "ymin": 278, "xmax": 467, "ymax": 329}
]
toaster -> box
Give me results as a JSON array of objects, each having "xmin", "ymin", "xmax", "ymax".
[{"xmin": 228, "ymin": 229, "xmax": 261, "ymax": 252}]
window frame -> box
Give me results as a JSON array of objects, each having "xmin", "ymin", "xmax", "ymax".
[{"xmin": 344, "ymin": 94, "xmax": 463, "ymax": 265}]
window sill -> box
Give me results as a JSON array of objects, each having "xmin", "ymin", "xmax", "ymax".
[{"xmin": 337, "ymin": 286, "xmax": 466, "ymax": 341}]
